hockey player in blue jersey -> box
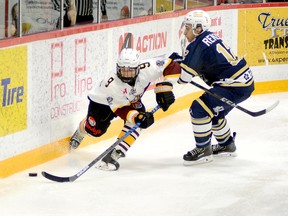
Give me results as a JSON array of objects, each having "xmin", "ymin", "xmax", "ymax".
[{"xmin": 169, "ymin": 10, "xmax": 255, "ymax": 165}]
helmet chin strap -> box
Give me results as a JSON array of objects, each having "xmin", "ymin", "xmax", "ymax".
[
  {"xmin": 192, "ymin": 27, "xmax": 203, "ymax": 36},
  {"xmin": 192, "ymin": 30, "xmax": 200, "ymax": 36}
]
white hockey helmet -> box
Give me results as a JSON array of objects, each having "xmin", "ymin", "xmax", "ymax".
[
  {"xmin": 117, "ymin": 48, "xmax": 140, "ymax": 84},
  {"xmin": 184, "ymin": 10, "xmax": 211, "ymax": 35}
]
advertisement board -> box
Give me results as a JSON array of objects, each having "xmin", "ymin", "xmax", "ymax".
[
  {"xmin": 0, "ymin": 46, "xmax": 27, "ymax": 137},
  {"xmin": 238, "ymin": 8, "xmax": 288, "ymax": 66}
]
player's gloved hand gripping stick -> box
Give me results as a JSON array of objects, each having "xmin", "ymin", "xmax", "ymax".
[{"xmin": 42, "ymin": 105, "xmax": 161, "ymax": 183}]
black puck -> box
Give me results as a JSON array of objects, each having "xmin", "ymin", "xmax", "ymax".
[{"xmin": 29, "ymin": 172, "xmax": 38, "ymax": 177}]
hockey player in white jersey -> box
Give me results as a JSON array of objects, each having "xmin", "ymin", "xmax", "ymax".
[{"xmin": 69, "ymin": 48, "xmax": 178, "ymax": 171}]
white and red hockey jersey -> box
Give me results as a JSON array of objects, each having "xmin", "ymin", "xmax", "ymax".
[{"xmin": 88, "ymin": 57, "xmax": 179, "ymax": 121}]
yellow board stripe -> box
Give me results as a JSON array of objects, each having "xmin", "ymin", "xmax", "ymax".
[{"xmin": 1, "ymin": 79, "xmax": 288, "ymax": 178}]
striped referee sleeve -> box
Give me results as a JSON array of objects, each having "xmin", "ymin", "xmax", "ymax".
[{"xmin": 76, "ymin": 0, "xmax": 93, "ymax": 16}]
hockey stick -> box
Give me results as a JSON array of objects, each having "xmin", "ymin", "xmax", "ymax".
[
  {"xmin": 190, "ymin": 80, "xmax": 279, "ymax": 117},
  {"xmin": 42, "ymin": 105, "xmax": 161, "ymax": 183}
]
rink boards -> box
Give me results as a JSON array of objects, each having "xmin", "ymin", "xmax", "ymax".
[{"xmin": 0, "ymin": 3, "xmax": 287, "ymax": 178}]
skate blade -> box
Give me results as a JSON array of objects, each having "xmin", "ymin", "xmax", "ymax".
[
  {"xmin": 213, "ymin": 152, "xmax": 237, "ymax": 157},
  {"xmin": 96, "ymin": 162, "xmax": 117, "ymax": 171},
  {"xmin": 183, "ymin": 155, "xmax": 213, "ymax": 166}
]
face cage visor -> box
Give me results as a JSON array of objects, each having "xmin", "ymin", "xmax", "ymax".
[
  {"xmin": 117, "ymin": 64, "xmax": 140, "ymax": 83},
  {"xmin": 185, "ymin": 23, "xmax": 204, "ymax": 36}
]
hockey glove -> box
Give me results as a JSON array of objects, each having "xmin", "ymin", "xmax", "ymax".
[
  {"xmin": 154, "ymin": 82, "xmax": 175, "ymax": 112},
  {"xmin": 169, "ymin": 52, "xmax": 183, "ymax": 63},
  {"xmin": 134, "ymin": 112, "xmax": 154, "ymax": 129}
]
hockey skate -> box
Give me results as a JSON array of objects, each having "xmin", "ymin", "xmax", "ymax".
[
  {"xmin": 212, "ymin": 132, "xmax": 237, "ymax": 157},
  {"xmin": 69, "ymin": 129, "xmax": 84, "ymax": 150},
  {"xmin": 183, "ymin": 145, "xmax": 213, "ymax": 166},
  {"xmin": 96, "ymin": 148, "xmax": 125, "ymax": 171}
]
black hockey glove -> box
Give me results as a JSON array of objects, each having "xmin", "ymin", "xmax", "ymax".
[
  {"xmin": 169, "ymin": 52, "xmax": 183, "ymax": 63},
  {"xmin": 134, "ymin": 112, "xmax": 154, "ymax": 129},
  {"xmin": 154, "ymin": 82, "xmax": 175, "ymax": 112}
]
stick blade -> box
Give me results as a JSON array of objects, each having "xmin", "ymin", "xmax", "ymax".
[
  {"xmin": 245, "ymin": 100, "xmax": 280, "ymax": 117},
  {"xmin": 41, "ymin": 171, "xmax": 71, "ymax": 183},
  {"xmin": 265, "ymin": 100, "xmax": 280, "ymax": 113}
]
